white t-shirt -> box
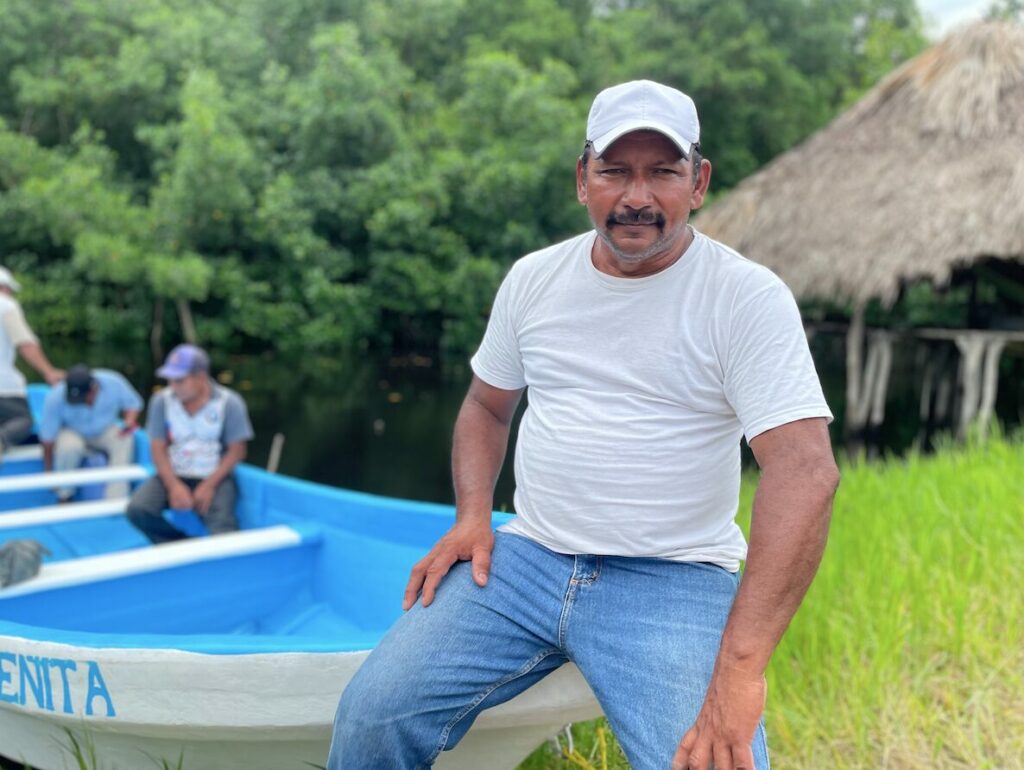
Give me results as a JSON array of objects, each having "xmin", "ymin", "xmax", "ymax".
[
  {"xmin": 0, "ymin": 295, "xmax": 38, "ymax": 397},
  {"xmin": 471, "ymin": 229, "xmax": 833, "ymax": 571}
]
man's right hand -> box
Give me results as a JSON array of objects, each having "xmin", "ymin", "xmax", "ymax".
[
  {"xmin": 168, "ymin": 481, "xmax": 194, "ymax": 511},
  {"xmin": 402, "ymin": 521, "xmax": 495, "ymax": 611}
]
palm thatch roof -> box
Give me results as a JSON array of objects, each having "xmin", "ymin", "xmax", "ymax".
[{"xmin": 695, "ymin": 20, "xmax": 1024, "ymax": 307}]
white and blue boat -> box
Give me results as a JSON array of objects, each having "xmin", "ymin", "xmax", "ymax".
[{"xmin": 0, "ymin": 386, "xmax": 600, "ymax": 770}]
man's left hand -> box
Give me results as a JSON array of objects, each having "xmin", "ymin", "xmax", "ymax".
[
  {"xmin": 671, "ymin": 665, "xmax": 767, "ymax": 770},
  {"xmin": 192, "ymin": 480, "xmax": 217, "ymax": 515}
]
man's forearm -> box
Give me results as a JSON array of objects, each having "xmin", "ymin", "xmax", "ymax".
[
  {"xmin": 451, "ymin": 396, "xmax": 514, "ymax": 526},
  {"xmin": 715, "ymin": 462, "xmax": 838, "ymax": 675},
  {"xmin": 17, "ymin": 342, "xmax": 59, "ymax": 381},
  {"xmin": 42, "ymin": 442, "xmax": 54, "ymax": 472},
  {"xmin": 204, "ymin": 443, "xmax": 246, "ymax": 487},
  {"xmin": 150, "ymin": 442, "xmax": 181, "ymax": 488}
]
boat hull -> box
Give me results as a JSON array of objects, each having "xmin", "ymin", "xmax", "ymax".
[
  {"xmin": 0, "ymin": 637, "xmax": 599, "ymax": 769},
  {"xmin": 1, "ymin": 385, "xmax": 604, "ymax": 768}
]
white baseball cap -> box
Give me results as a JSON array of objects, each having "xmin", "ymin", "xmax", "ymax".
[
  {"xmin": 0, "ymin": 267, "xmax": 21, "ymax": 293},
  {"xmin": 586, "ymin": 80, "xmax": 700, "ymax": 158}
]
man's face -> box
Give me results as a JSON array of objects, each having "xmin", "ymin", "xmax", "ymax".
[
  {"xmin": 576, "ymin": 130, "xmax": 709, "ymax": 269},
  {"xmin": 168, "ymin": 373, "xmax": 203, "ymax": 404}
]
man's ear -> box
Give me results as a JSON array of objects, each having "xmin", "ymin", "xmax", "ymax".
[
  {"xmin": 576, "ymin": 157, "xmax": 588, "ymax": 205},
  {"xmin": 689, "ymin": 159, "xmax": 712, "ymax": 210}
]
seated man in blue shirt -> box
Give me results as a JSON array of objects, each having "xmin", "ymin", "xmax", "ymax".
[
  {"xmin": 126, "ymin": 344, "xmax": 254, "ymax": 544},
  {"xmin": 40, "ymin": 364, "xmax": 144, "ymax": 502}
]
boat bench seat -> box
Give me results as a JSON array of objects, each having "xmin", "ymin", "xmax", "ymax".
[
  {"xmin": 0, "ymin": 465, "xmax": 150, "ymax": 494},
  {"xmin": 0, "ymin": 498, "xmax": 130, "ymax": 530},
  {"xmin": 0, "ymin": 524, "xmax": 323, "ymax": 599}
]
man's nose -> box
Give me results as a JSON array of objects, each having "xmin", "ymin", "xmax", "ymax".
[{"xmin": 621, "ymin": 175, "xmax": 654, "ymax": 207}]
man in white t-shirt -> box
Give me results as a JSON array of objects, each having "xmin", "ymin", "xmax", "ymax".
[
  {"xmin": 0, "ymin": 267, "xmax": 64, "ymax": 456},
  {"xmin": 329, "ymin": 81, "xmax": 839, "ymax": 770}
]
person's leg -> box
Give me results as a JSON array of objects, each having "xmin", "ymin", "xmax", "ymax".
[
  {"xmin": 125, "ymin": 476, "xmax": 187, "ymax": 544},
  {"xmin": 53, "ymin": 429, "xmax": 88, "ymax": 501},
  {"xmin": 89, "ymin": 425, "xmax": 134, "ymax": 499},
  {"xmin": 202, "ymin": 476, "xmax": 238, "ymax": 535},
  {"xmin": 567, "ymin": 558, "xmax": 770, "ymax": 770},
  {"xmin": 0, "ymin": 396, "xmax": 34, "ymax": 451},
  {"xmin": 327, "ymin": 532, "xmax": 572, "ymax": 770}
]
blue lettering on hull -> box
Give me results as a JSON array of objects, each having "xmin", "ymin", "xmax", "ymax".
[{"xmin": 0, "ymin": 652, "xmax": 115, "ymax": 717}]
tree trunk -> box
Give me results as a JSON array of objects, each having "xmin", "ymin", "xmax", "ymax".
[
  {"xmin": 150, "ymin": 299, "xmax": 165, "ymax": 364},
  {"xmin": 175, "ymin": 297, "xmax": 198, "ymax": 344}
]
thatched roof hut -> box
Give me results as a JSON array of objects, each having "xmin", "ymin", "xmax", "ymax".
[
  {"xmin": 696, "ymin": 20, "xmax": 1024, "ymax": 307},
  {"xmin": 695, "ymin": 20, "xmax": 1024, "ymax": 443}
]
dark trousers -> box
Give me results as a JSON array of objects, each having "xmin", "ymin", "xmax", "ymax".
[
  {"xmin": 0, "ymin": 396, "xmax": 33, "ymax": 451},
  {"xmin": 126, "ymin": 475, "xmax": 238, "ymax": 544}
]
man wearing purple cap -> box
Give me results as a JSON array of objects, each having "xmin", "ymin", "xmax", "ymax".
[
  {"xmin": 329, "ymin": 81, "xmax": 838, "ymax": 770},
  {"xmin": 126, "ymin": 344, "xmax": 253, "ymax": 543}
]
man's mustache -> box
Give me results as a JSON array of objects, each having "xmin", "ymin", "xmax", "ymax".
[{"xmin": 606, "ymin": 209, "xmax": 665, "ymax": 227}]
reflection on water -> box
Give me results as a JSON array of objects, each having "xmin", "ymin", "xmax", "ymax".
[{"xmin": 38, "ymin": 335, "xmax": 1024, "ymax": 510}]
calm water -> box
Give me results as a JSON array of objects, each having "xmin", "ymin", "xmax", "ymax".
[{"xmin": 39, "ymin": 333, "xmax": 1024, "ymax": 511}]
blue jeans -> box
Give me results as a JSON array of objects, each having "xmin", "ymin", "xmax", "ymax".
[{"xmin": 328, "ymin": 532, "xmax": 770, "ymax": 769}]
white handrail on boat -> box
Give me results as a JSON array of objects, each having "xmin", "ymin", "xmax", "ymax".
[
  {"xmin": 0, "ymin": 464, "xmax": 150, "ymax": 493},
  {"xmin": 0, "ymin": 498, "xmax": 130, "ymax": 530},
  {"xmin": 0, "ymin": 525, "xmax": 314, "ymax": 598},
  {"xmin": 1, "ymin": 445, "xmax": 43, "ymax": 462}
]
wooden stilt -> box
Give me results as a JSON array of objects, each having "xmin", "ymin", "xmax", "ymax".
[
  {"xmin": 955, "ymin": 333, "xmax": 985, "ymax": 439},
  {"xmin": 977, "ymin": 338, "xmax": 1007, "ymax": 439},
  {"xmin": 844, "ymin": 302, "xmax": 867, "ymax": 450},
  {"xmin": 868, "ymin": 331, "xmax": 894, "ymax": 428}
]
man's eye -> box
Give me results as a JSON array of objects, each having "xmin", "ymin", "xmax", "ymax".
[
  {"xmin": 598, "ymin": 168, "xmax": 626, "ymax": 175},
  {"xmin": 653, "ymin": 168, "xmax": 678, "ymax": 175}
]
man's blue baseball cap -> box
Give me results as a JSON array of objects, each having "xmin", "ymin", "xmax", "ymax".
[
  {"xmin": 65, "ymin": 364, "xmax": 95, "ymax": 404},
  {"xmin": 156, "ymin": 344, "xmax": 210, "ymax": 379}
]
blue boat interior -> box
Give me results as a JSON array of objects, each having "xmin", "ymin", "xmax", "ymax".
[{"xmin": 0, "ymin": 385, "xmax": 514, "ymax": 653}]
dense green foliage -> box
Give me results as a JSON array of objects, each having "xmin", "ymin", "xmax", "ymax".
[
  {"xmin": 521, "ymin": 432, "xmax": 1024, "ymax": 768},
  {"xmin": 0, "ymin": 0, "xmax": 925, "ymax": 356}
]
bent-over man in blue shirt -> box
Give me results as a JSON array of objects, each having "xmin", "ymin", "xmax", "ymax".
[{"xmin": 40, "ymin": 364, "xmax": 143, "ymax": 501}]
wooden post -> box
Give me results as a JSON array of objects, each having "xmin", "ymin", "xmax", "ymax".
[
  {"xmin": 844, "ymin": 301, "xmax": 867, "ymax": 449},
  {"xmin": 266, "ymin": 433, "xmax": 286, "ymax": 474},
  {"xmin": 867, "ymin": 331, "xmax": 894, "ymax": 428},
  {"xmin": 955, "ymin": 333, "xmax": 985, "ymax": 439},
  {"xmin": 977, "ymin": 338, "xmax": 1007, "ymax": 439}
]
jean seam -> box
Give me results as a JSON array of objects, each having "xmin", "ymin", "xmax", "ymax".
[
  {"xmin": 425, "ymin": 647, "xmax": 562, "ymax": 764},
  {"xmin": 557, "ymin": 559, "xmax": 580, "ymax": 648}
]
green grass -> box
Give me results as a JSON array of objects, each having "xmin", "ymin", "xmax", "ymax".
[{"xmin": 520, "ymin": 432, "xmax": 1024, "ymax": 769}]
